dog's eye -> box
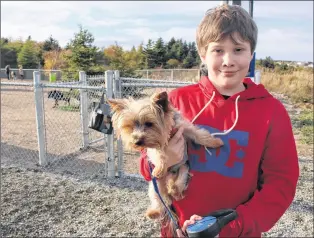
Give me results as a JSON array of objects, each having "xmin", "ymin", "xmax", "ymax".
[{"xmin": 145, "ymin": 122, "xmax": 153, "ymax": 127}]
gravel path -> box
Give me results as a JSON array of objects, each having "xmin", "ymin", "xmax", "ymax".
[
  {"xmin": 0, "ymin": 166, "xmax": 160, "ymax": 237},
  {"xmin": 1, "ymin": 90, "xmax": 313, "ymax": 237}
]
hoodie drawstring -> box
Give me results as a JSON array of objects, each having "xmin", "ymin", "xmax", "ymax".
[
  {"xmin": 211, "ymin": 95, "xmax": 240, "ymax": 136},
  {"xmin": 190, "ymin": 92, "xmax": 240, "ymax": 155},
  {"xmin": 191, "ymin": 91, "xmax": 216, "ymax": 124}
]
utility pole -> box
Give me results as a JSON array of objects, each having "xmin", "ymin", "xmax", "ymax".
[
  {"xmin": 232, "ymin": 0, "xmax": 241, "ymax": 6},
  {"xmin": 249, "ymin": 0, "xmax": 254, "ymax": 18},
  {"xmin": 220, "ymin": 0, "xmax": 254, "ymax": 18}
]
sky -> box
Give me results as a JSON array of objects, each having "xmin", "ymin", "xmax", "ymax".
[{"xmin": 1, "ymin": 1, "xmax": 313, "ymax": 62}]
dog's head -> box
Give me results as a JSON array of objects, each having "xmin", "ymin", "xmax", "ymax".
[{"xmin": 107, "ymin": 91, "xmax": 174, "ymax": 151}]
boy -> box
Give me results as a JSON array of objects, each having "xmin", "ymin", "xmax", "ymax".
[{"xmin": 139, "ymin": 4, "xmax": 299, "ymax": 237}]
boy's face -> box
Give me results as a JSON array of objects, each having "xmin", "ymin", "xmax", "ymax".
[{"xmin": 202, "ymin": 32, "xmax": 253, "ymax": 92}]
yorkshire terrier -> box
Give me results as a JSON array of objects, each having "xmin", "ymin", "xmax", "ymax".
[{"xmin": 108, "ymin": 91, "xmax": 223, "ymax": 220}]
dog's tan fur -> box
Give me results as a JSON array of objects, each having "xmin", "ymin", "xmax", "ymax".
[{"xmin": 108, "ymin": 91, "xmax": 223, "ymax": 221}]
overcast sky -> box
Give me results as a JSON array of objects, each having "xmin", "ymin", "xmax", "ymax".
[{"xmin": 1, "ymin": 1, "xmax": 313, "ymax": 62}]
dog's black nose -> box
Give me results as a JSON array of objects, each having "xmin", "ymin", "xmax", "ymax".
[{"xmin": 135, "ymin": 140, "xmax": 144, "ymax": 146}]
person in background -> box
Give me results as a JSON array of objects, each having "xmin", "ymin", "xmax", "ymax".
[
  {"xmin": 5, "ymin": 64, "xmax": 10, "ymax": 80},
  {"xmin": 19, "ymin": 65, "xmax": 24, "ymax": 80}
]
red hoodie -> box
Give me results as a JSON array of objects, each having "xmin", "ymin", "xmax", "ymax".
[{"xmin": 139, "ymin": 76, "xmax": 299, "ymax": 237}]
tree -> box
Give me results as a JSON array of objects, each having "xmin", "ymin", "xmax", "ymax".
[
  {"xmin": 143, "ymin": 39, "xmax": 156, "ymax": 68},
  {"xmin": 182, "ymin": 41, "xmax": 189, "ymax": 60},
  {"xmin": 165, "ymin": 37, "xmax": 177, "ymax": 63},
  {"xmin": 1, "ymin": 38, "xmax": 24, "ymax": 68},
  {"xmin": 174, "ymin": 39, "xmax": 184, "ymax": 62},
  {"xmin": 135, "ymin": 43, "xmax": 146, "ymax": 69},
  {"xmin": 63, "ymin": 25, "xmax": 98, "ymax": 79},
  {"xmin": 153, "ymin": 37, "xmax": 166, "ymax": 67},
  {"xmin": 261, "ymin": 56, "xmax": 275, "ymax": 69},
  {"xmin": 167, "ymin": 59, "xmax": 180, "ymax": 68},
  {"xmin": 103, "ymin": 43, "xmax": 139, "ymax": 77},
  {"xmin": 17, "ymin": 39, "xmax": 39, "ymax": 68},
  {"xmin": 43, "ymin": 35, "xmax": 61, "ymax": 51},
  {"xmin": 182, "ymin": 51, "xmax": 195, "ymax": 68},
  {"xmin": 43, "ymin": 49, "xmax": 69, "ymax": 70}
]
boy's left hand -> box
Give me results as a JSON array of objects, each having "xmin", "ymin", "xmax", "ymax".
[{"xmin": 176, "ymin": 214, "xmax": 203, "ymax": 237}]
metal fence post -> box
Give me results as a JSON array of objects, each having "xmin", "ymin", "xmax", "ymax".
[
  {"xmin": 254, "ymin": 70, "xmax": 261, "ymax": 84},
  {"xmin": 33, "ymin": 71, "xmax": 47, "ymax": 166},
  {"xmin": 105, "ymin": 70, "xmax": 115, "ymax": 177},
  {"xmin": 79, "ymin": 71, "xmax": 89, "ymax": 149},
  {"xmin": 113, "ymin": 70, "xmax": 124, "ymax": 177}
]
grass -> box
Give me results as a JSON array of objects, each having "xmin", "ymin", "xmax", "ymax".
[
  {"xmin": 260, "ymin": 67, "xmax": 313, "ymax": 152},
  {"xmin": 298, "ymin": 109, "xmax": 313, "ymax": 145},
  {"xmin": 259, "ymin": 67, "xmax": 313, "ymax": 104},
  {"xmin": 59, "ymin": 105, "xmax": 80, "ymax": 112}
]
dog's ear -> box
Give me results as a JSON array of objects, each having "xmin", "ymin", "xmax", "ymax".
[
  {"xmin": 107, "ymin": 99, "xmax": 127, "ymax": 113},
  {"xmin": 151, "ymin": 91, "xmax": 169, "ymax": 112}
]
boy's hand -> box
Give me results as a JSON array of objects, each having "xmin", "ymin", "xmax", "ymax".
[
  {"xmin": 165, "ymin": 126, "xmax": 185, "ymax": 169},
  {"xmin": 176, "ymin": 215, "xmax": 203, "ymax": 237}
]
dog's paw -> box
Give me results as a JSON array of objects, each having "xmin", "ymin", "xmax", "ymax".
[
  {"xmin": 152, "ymin": 166, "xmax": 166, "ymax": 178},
  {"xmin": 204, "ymin": 137, "xmax": 224, "ymax": 148},
  {"xmin": 145, "ymin": 209, "xmax": 161, "ymax": 220},
  {"xmin": 167, "ymin": 184, "xmax": 185, "ymax": 201}
]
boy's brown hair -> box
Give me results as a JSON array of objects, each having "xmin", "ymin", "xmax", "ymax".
[{"xmin": 196, "ymin": 4, "xmax": 258, "ymax": 57}]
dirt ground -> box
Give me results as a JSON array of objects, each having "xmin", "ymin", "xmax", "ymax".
[{"xmin": 1, "ymin": 79, "xmax": 313, "ymax": 237}]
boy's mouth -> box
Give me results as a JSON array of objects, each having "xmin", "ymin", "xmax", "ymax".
[
  {"xmin": 220, "ymin": 70, "xmax": 238, "ymax": 73},
  {"xmin": 219, "ymin": 70, "xmax": 238, "ymax": 76}
]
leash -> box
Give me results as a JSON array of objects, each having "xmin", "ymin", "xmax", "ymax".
[{"xmin": 148, "ymin": 161, "xmax": 183, "ymax": 233}]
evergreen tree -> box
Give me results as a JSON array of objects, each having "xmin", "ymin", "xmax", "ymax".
[
  {"xmin": 182, "ymin": 41, "xmax": 189, "ymax": 61},
  {"xmin": 165, "ymin": 37, "xmax": 177, "ymax": 62},
  {"xmin": 143, "ymin": 39, "xmax": 156, "ymax": 68},
  {"xmin": 43, "ymin": 35, "xmax": 61, "ymax": 51},
  {"xmin": 153, "ymin": 37, "xmax": 166, "ymax": 67},
  {"xmin": 63, "ymin": 25, "xmax": 98, "ymax": 78},
  {"xmin": 174, "ymin": 39, "xmax": 184, "ymax": 62},
  {"xmin": 17, "ymin": 39, "xmax": 38, "ymax": 68},
  {"xmin": 182, "ymin": 51, "xmax": 195, "ymax": 68}
]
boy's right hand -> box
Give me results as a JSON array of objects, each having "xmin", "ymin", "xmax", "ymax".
[{"xmin": 164, "ymin": 126, "xmax": 185, "ymax": 169}]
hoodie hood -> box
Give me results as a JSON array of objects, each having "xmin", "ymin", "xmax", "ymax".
[{"xmin": 199, "ymin": 76, "xmax": 273, "ymax": 101}]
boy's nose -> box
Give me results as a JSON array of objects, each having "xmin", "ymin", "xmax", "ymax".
[{"xmin": 222, "ymin": 53, "xmax": 235, "ymax": 67}]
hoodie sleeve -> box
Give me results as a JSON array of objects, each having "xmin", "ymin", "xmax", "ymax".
[{"xmin": 220, "ymin": 100, "xmax": 300, "ymax": 237}]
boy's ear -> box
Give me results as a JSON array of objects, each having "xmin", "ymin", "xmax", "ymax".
[
  {"xmin": 107, "ymin": 99, "xmax": 127, "ymax": 113},
  {"xmin": 151, "ymin": 91, "xmax": 169, "ymax": 112}
]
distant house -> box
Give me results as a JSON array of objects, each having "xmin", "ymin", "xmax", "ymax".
[
  {"xmin": 306, "ymin": 63, "xmax": 313, "ymax": 68},
  {"xmin": 297, "ymin": 61, "xmax": 306, "ymax": 66}
]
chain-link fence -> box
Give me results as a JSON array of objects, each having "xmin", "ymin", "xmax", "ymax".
[
  {"xmin": 1, "ymin": 82, "xmax": 39, "ymax": 168},
  {"xmin": 1, "ymin": 70, "xmax": 194, "ymax": 179},
  {"xmin": 135, "ymin": 69, "xmax": 200, "ymax": 82},
  {"xmin": 1, "ymin": 72, "xmax": 111, "ymax": 178}
]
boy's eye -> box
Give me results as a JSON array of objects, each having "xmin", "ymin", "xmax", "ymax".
[
  {"xmin": 145, "ymin": 122, "xmax": 153, "ymax": 127},
  {"xmin": 214, "ymin": 49, "xmax": 222, "ymax": 53},
  {"xmin": 235, "ymin": 48, "xmax": 243, "ymax": 52}
]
